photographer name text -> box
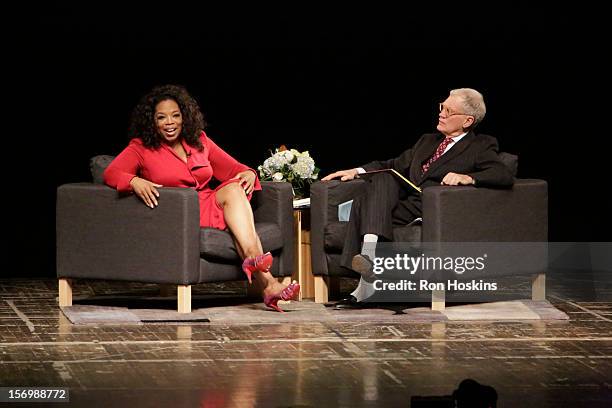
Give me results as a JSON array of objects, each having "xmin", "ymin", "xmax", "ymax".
[{"xmin": 373, "ymin": 279, "xmax": 498, "ymax": 291}]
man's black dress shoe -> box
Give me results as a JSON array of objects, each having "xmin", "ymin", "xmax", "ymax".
[{"xmin": 334, "ymin": 295, "xmax": 375, "ymax": 309}]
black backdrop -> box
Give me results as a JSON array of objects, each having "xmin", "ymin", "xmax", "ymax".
[{"xmin": 5, "ymin": 6, "xmax": 608, "ymax": 277}]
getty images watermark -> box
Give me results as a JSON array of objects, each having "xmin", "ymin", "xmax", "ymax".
[
  {"xmin": 361, "ymin": 242, "xmax": 552, "ymax": 302},
  {"xmin": 371, "ymin": 252, "xmax": 498, "ymax": 292}
]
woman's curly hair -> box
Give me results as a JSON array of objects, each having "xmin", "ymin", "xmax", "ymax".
[{"xmin": 128, "ymin": 84, "xmax": 207, "ymax": 149}]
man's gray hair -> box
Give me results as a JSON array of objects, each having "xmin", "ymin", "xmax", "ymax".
[{"xmin": 450, "ymin": 88, "xmax": 486, "ymax": 127}]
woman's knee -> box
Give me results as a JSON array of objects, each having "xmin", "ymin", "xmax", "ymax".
[{"xmin": 217, "ymin": 182, "xmax": 246, "ymax": 206}]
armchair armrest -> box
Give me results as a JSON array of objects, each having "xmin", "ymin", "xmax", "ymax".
[
  {"xmin": 422, "ymin": 179, "xmax": 548, "ymax": 242},
  {"xmin": 56, "ymin": 183, "xmax": 201, "ymax": 284},
  {"xmin": 252, "ymin": 181, "xmax": 295, "ymax": 276},
  {"xmin": 310, "ymin": 180, "xmax": 367, "ymax": 276}
]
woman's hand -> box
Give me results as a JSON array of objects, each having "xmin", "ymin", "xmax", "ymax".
[
  {"xmin": 130, "ymin": 177, "xmax": 163, "ymax": 208},
  {"xmin": 235, "ymin": 170, "xmax": 256, "ymax": 195}
]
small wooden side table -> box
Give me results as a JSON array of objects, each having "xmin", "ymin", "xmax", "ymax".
[{"xmin": 279, "ymin": 207, "xmax": 315, "ymax": 300}]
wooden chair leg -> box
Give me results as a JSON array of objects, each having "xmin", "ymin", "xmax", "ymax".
[
  {"xmin": 58, "ymin": 278, "xmax": 72, "ymax": 307},
  {"xmin": 532, "ymin": 273, "xmax": 546, "ymax": 301},
  {"xmin": 431, "ymin": 289, "xmax": 445, "ymax": 311},
  {"xmin": 177, "ymin": 285, "xmax": 191, "ymax": 313},
  {"xmin": 314, "ymin": 275, "xmax": 329, "ymax": 304}
]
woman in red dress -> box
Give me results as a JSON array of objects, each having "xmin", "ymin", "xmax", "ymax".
[{"xmin": 104, "ymin": 84, "xmax": 299, "ymax": 312}]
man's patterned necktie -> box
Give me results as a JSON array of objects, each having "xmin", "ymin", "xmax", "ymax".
[{"xmin": 421, "ymin": 137, "xmax": 455, "ymax": 174}]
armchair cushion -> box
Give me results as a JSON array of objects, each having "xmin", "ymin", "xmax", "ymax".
[
  {"xmin": 498, "ymin": 152, "xmax": 518, "ymax": 177},
  {"xmin": 200, "ymin": 222, "xmax": 283, "ymax": 261},
  {"xmin": 422, "ymin": 179, "xmax": 547, "ymax": 242},
  {"xmin": 90, "ymin": 155, "xmax": 115, "ymax": 184}
]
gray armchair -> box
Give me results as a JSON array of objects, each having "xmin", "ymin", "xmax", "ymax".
[
  {"xmin": 310, "ymin": 153, "xmax": 548, "ymax": 309},
  {"xmin": 56, "ymin": 156, "xmax": 294, "ymax": 313}
]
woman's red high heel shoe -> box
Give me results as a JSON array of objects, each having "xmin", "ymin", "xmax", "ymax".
[
  {"xmin": 241, "ymin": 252, "xmax": 273, "ymax": 284},
  {"xmin": 263, "ymin": 282, "xmax": 300, "ymax": 313}
]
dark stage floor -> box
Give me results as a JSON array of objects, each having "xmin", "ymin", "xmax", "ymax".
[{"xmin": 1, "ymin": 273, "xmax": 611, "ymax": 407}]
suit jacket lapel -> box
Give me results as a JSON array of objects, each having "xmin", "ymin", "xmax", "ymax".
[
  {"xmin": 421, "ymin": 133, "xmax": 445, "ymax": 164},
  {"xmin": 412, "ymin": 134, "xmax": 444, "ymax": 183},
  {"xmin": 421, "ymin": 131, "xmax": 475, "ymax": 178}
]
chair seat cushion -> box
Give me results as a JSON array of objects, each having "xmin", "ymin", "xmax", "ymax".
[
  {"xmin": 200, "ymin": 222, "xmax": 283, "ymax": 261},
  {"xmin": 392, "ymin": 222, "xmax": 422, "ymax": 243},
  {"xmin": 325, "ymin": 221, "xmax": 423, "ymax": 253}
]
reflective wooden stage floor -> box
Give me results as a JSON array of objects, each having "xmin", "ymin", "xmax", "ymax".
[{"xmin": 1, "ymin": 273, "xmax": 611, "ymax": 407}]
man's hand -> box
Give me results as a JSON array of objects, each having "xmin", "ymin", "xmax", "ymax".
[
  {"xmin": 321, "ymin": 168, "xmax": 359, "ymax": 182},
  {"xmin": 235, "ymin": 170, "xmax": 257, "ymax": 195},
  {"xmin": 441, "ymin": 172, "xmax": 475, "ymax": 186},
  {"xmin": 130, "ymin": 177, "xmax": 163, "ymax": 208}
]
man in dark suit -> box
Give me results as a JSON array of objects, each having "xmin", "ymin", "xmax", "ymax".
[{"xmin": 321, "ymin": 88, "xmax": 514, "ymax": 308}]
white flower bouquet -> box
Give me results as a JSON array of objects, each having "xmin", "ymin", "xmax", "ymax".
[{"xmin": 258, "ymin": 145, "xmax": 320, "ymax": 199}]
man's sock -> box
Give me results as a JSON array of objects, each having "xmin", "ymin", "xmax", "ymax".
[
  {"xmin": 361, "ymin": 233, "xmax": 378, "ymax": 261},
  {"xmin": 350, "ymin": 277, "xmax": 376, "ymax": 302}
]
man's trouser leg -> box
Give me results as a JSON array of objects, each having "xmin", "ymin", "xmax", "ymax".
[{"xmin": 340, "ymin": 172, "xmax": 402, "ymax": 269}]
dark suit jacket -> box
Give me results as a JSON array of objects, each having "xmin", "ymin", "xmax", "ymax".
[{"xmin": 361, "ymin": 131, "xmax": 514, "ymax": 221}]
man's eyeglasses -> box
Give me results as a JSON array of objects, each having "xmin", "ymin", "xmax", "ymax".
[{"xmin": 439, "ymin": 103, "xmax": 472, "ymax": 118}]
